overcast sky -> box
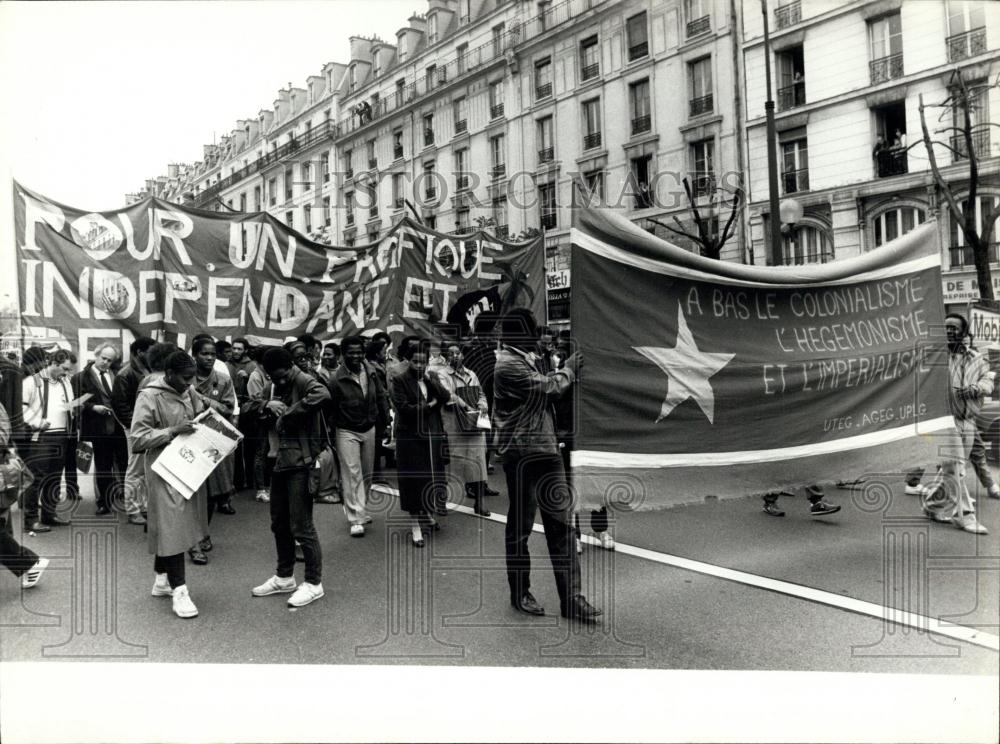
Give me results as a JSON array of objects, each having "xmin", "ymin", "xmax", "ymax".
[{"xmin": 0, "ymin": 0, "xmax": 419, "ymax": 303}]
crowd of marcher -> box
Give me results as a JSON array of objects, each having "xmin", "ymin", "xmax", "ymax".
[{"xmin": 0, "ymin": 309, "xmax": 611, "ymax": 623}]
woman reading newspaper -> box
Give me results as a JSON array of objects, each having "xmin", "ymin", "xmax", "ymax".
[{"xmin": 130, "ymin": 351, "xmax": 204, "ymax": 619}]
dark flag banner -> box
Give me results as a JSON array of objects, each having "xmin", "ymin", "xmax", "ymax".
[
  {"xmin": 570, "ymin": 209, "xmax": 957, "ymax": 511},
  {"xmin": 12, "ymin": 181, "xmax": 544, "ymax": 356}
]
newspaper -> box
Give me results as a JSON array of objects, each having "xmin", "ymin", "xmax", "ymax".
[{"xmin": 151, "ymin": 408, "xmax": 243, "ymax": 499}]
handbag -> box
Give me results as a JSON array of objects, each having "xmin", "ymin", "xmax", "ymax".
[{"xmin": 75, "ymin": 440, "xmax": 94, "ymax": 473}]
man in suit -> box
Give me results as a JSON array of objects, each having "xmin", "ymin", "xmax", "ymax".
[
  {"xmin": 112, "ymin": 336, "xmax": 155, "ymax": 525},
  {"xmin": 73, "ymin": 344, "xmax": 127, "ymax": 517}
]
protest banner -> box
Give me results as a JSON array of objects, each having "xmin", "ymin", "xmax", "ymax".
[
  {"xmin": 570, "ymin": 208, "xmax": 957, "ymax": 510},
  {"xmin": 12, "ymin": 182, "xmax": 544, "ymax": 358}
]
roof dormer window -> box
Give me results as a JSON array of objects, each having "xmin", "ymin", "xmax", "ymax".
[
  {"xmin": 399, "ymin": 34, "xmax": 408, "ymax": 61},
  {"xmin": 428, "ymin": 14, "xmax": 438, "ymax": 44}
]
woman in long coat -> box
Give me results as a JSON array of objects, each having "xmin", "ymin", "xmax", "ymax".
[
  {"xmin": 389, "ymin": 342, "xmax": 449, "ymax": 547},
  {"xmin": 130, "ymin": 351, "xmax": 203, "ymax": 618},
  {"xmin": 189, "ymin": 337, "xmax": 236, "ymax": 562}
]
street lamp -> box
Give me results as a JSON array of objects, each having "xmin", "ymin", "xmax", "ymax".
[{"xmin": 761, "ymin": 0, "xmax": 782, "ymax": 265}]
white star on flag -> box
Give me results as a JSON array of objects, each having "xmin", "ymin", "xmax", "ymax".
[{"xmin": 633, "ymin": 303, "xmax": 735, "ymax": 424}]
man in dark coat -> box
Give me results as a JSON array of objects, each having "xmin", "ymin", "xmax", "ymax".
[{"xmin": 112, "ymin": 336, "xmax": 155, "ymax": 524}]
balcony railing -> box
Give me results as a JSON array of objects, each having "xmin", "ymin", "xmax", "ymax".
[
  {"xmin": 490, "ymin": 103, "xmax": 505, "ymax": 119},
  {"xmin": 583, "ymin": 132, "xmax": 602, "ymax": 150},
  {"xmin": 774, "ymin": 0, "xmax": 801, "ymax": 30},
  {"xmin": 581, "ymin": 62, "xmax": 600, "ymax": 81},
  {"xmin": 631, "ymin": 114, "xmax": 651, "ymax": 135},
  {"xmin": 538, "ymin": 146, "xmax": 554, "ymax": 163},
  {"xmin": 541, "ymin": 212, "xmax": 557, "ymax": 229},
  {"xmin": 455, "ymin": 119, "xmax": 467, "ymax": 133},
  {"xmin": 424, "ymin": 129, "xmax": 435, "ymax": 146},
  {"xmin": 875, "ymin": 148, "xmax": 908, "ymax": 177},
  {"xmin": 782, "ymin": 240, "xmax": 833, "ymax": 266},
  {"xmin": 950, "ymin": 242, "xmax": 999, "ymax": 268},
  {"xmin": 492, "ymin": 163, "xmax": 507, "ymax": 179},
  {"xmin": 425, "ymin": 187, "xmax": 437, "ymax": 201},
  {"xmin": 368, "ymin": 158, "xmax": 378, "ymax": 169},
  {"xmin": 346, "ymin": 213, "xmax": 355, "ymax": 226},
  {"xmin": 947, "ymin": 27, "xmax": 987, "ymax": 62},
  {"xmin": 686, "ymin": 15, "xmax": 710, "ymax": 37},
  {"xmin": 456, "ymin": 174, "xmax": 469, "ymax": 190},
  {"xmin": 691, "ymin": 172, "xmax": 716, "ymax": 198},
  {"xmin": 393, "ymin": 146, "xmax": 404, "ymax": 160},
  {"xmin": 777, "ymin": 80, "xmax": 805, "ymax": 111},
  {"xmin": 951, "ymin": 127, "xmax": 992, "ymax": 161},
  {"xmin": 869, "ymin": 53, "xmax": 904, "ymax": 85},
  {"xmin": 782, "ymin": 167, "xmax": 809, "ymax": 193},
  {"xmin": 536, "ymin": 82, "xmax": 552, "ymax": 99},
  {"xmin": 628, "ymin": 41, "xmax": 649, "ymax": 61},
  {"xmin": 633, "ymin": 185, "xmax": 653, "ymax": 210},
  {"xmin": 369, "ymin": 206, "xmax": 379, "ymax": 218},
  {"xmin": 495, "ymin": 224, "xmax": 509, "ymax": 239},
  {"xmin": 689, "ymin": 93, "xmax": 714, "ymax": 117}
]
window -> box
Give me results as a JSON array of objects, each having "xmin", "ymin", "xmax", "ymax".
[
  {"xmin": 239, "ymin": 193, "xmax": 247, "ymax": 212},
  {"xmin": 629, "ymin": 79, "xmax": 651, "ymax": 135},
  {"xmin": 781, "ymin": 135, "xmax": 809, "ymax": 193},
  {"xmin": 426, "ymin": 65, "xmax": 437, "ymax": 91},
  {"xmin": 492, "ymin": 197, "xmax": 509, "ymax": 236},
  {"xmin": 393, "ymin": 130, "xmax": 404, "ymax": 160},
  {"xmin": 489, "ymin": 80, "xmax": 504, "ymax": 118},
  {"xmin": 460, "ymin": 0, "xmax": 471, "ymax": 24},
  {"xmin": 774, "ymin": 0, "xmax": 801, "ymax": 30},
  {"xmin": 423, "ymin": 162, "xmax": 437, "ymax": 201},
  {"xmin": 368, "ymin": 228, "xmax": 379, "ymax": 244},
  {"xmin": 284, "ymin": 166, "xmax": 293, "ymax": 201},
  {"xmin": 872, "ymin": 207, "xmax": 926, "ymax": 249},
  {"xmin": 684, "ymin": 0, "xmax": 710, "ymax": 37},
  {"xmin": 286, "ymin": 210, "xmax": 294, "ymax": 228},
  {"xmin": 782, "ymin": 225, "xmax": 833, "ymax": 265},
  {"xmin": 947, "ymin": 2, "xmax": 987, "ymax": 61},
  {"xmin": 539, "ymin": 183, "xmax": 557, "ymax": 229},
  {"xmin": 301, "ymin": 161, "xmax": 312, "ymax": 185},
  {"xmin": 627, "ymin": 12, "xmax": 648, "ymax": 61},
  {"xmin": 490, "ymin": 135, "xmax": 506, "ymax": 178},
  {"xmin": 368, "ymin": 185, "xmax": 379, "ymax": 218},
  {"xmin": 346, "ymin": 192, "xmax": 355, "ymax": 225},
  {"xmin": 537, "ymin": 117, "xmax": 554, "ymax": 163},
  {"xmin": 428, "ymin": 13, "xmax": 438, "ymax": 43},
  {"xmin": 323, "ymin": 196, "xmax": 331, "ymax": 226},
  {"xmin": 582, "ymin": 98, "xmax": 601, "ymax": 150},
  {"xmin": 367, "ymin": 139, "xmax": 377, "ymax": 169},
  {"xmin": 873, "ymin": 102, "xmax": 908, "ymax": 177},
  {"xmin": 575, "ymin": 170, "xmax": 604, "ymax": 208},
  {"xmin": 343, "ymin": 150, "xmax": 353, "ymax": 178},
  {"xmin": 869, "ymin": 13, "xmax": 903, "ymax": 84},
  {"xmin": 585, "ymin": 170, "xmax": 604, "ymax": 201},
  {"xmin": 399, "ymin": 34, "xmax": 408, "ymax": 62},
  {"xmin": 535, "ymin": 58, "xmax": 553, "ymax": 100},
  {"xmin": 691, "ymin": 139, "xmax": 715, "ymax": 198},
  {"xmin": 493, "ymin": 23, "xmax": 505, "ymax": 57},
  {"xmin": 689, "ymin": 57, "xmax": 713, "ymax": 117},
  {"xmin": 393, "ymin": 173, "xmax": 405, "ymax": 209},
  {"xmin": 349, "ymin": 65, "xmax": 357, "ymax": 93},
  {"xmin": 253, "ymin": 185, "xmax": 261, "ymax": 211},
  {"xmin": 455, "ymin": 148, "xmax": 469, "ymax": 190},
  {"xmin": 423, "ymin": 113, "xmax": 435, "ymax": 147},
  {"xmin": 777, "ymin": 47, "xmax": 805, "ymax": 111},
  {"xmin": 950, "ymin": 196, "xmax": 999, "ymax": 266},
  {"xmin": 304, "ymin": 205, "xmax": 312, "ymax": 233},
  {"xmin": 951, "ymin": 80, "xmax": 990, "ymax": 161},
  {"xmin": 453, "ymin": 97, "xmax": 468, "ymax": 133},
  {"xmin": 425, "ymin": 215, "xmax": 436, "ymax": 231},
  {"xmin": 395, "ymin": 79, "xmax": 406, "ymax": 108},
  {"xmin": 456, "ymin": 208, "xmax": 470, "ymax": 232},
  {"xmin": 345, "ymin": 236, "xmax": 356, "ymax": 248},
  {"xmin": 457, "ymin": 43, "xmax": 469, "ymax": 74},
  {"xmin": 373, "ymin": 54, "xmax": 381, "ymax": 79},
  {"xmin": 631, "ymin": 155, "xmax": 653, "ymax": 209},
  {"xmin": 268, "ymin": 177, "xmax": 277, "ymax": 206},
  {"xmin": 320, "ymin": 152, "xmax": 330, "ymax": 182},
  {"xmin": 580, "ymin": 36, "xmax": 599, "ymax": 81}
]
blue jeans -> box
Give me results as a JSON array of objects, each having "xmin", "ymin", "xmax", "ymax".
[{"xmin": 270, "ymin": 467, "xmax": 322, "ymax": 584}]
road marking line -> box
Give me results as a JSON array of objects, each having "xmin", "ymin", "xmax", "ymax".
[{"xmin": 369, "ymin": 484, "xmax": 1000, "ymax": 652}]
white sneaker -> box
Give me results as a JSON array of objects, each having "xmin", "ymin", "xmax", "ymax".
[
  {"xmin": 952, "ymin": 514, "xmax": 989, "ymax": 535},
  {"xmin": 287, "ymin": 581, "xmax": 324, "ymax": 607},
  {"xmin": 599, "ymin": 532, "xmax": 616, "ymax": 551},
  {"xmin": 350, "ymin": 524, "xmax": 365, "ymax": 537},
  {"xmin": 988, "ymin": 485, "xmax": 1000, "ymax": 499},
  {"xmin": 252, "ymin": 575, "xmax": 297, "ymax": 597},
  {"xmin": 21, "ymin": 557, "xmax": 49, "ymax": 589},
  {"xmin": 904, "ymin": 484, "xmax": 928, "ymax": 497},
  {"xmin": 256, "ymin": 489, "xmax": 270, "ymax": 503},
  {"xmin": 151, "ymin": 573, "xmax": 172, "ymax": 597},
  {"xmin": 171, "ymin": 585, "xmax": 198, "ymax": 618}
]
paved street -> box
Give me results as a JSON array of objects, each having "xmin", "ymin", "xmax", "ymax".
[{"xmin": 2, "ymin": 467, "xmax": 998, "ymax": 674}]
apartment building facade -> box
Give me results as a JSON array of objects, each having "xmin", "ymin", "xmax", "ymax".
[{"xmin": 742, "ymin": 0, "xmax": 999, "ymax": 312}]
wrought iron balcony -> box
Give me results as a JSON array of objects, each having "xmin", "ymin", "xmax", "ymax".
[
  {"xmin": 425, "ymin": 187, "xmax": 437, "ymax": 201},
  {"xmin": 777, "ymin": 80, "xmax": 805, "ymax": 111},
  {"xmin": 686, "ymin": 15, "xmax": 710, "ymax": 37},
  {"xmin": 535, "ymin": 82, "xmax": 552, "ymax": 100},
  {"xmin": 490, "ymin": 103, "xmax": 505, "ymax": 119},
  {"xmin": 951, "ymin": 127, "xmax": 991, "ymax": 161},
  {"xmin": 950, "ymin": 242, "xmax": 999, "ymax": 267},
  {"xmin": 456, "ymin": 174, "xmax": 469, "ymax": 190},
  {"xmin": 875, "ymin": 148, "xmax": 908, "ymax": 177},
  {"xmin": 424, "ymin": 128, "xmax": 435, "ymax": 146},
  {"xmin": 346, "ymin": 213, "xmax": 355, "ymax": 226},
  {"xmin": 633, "ymin": 185, "xmax": 653, "ymax": 209},
  {"xmin": 538, "ymin": 146, "xmax": 554, "ymax": 163},
  {"xmin": 631, "ymin": 114, "xmax": 651, "ymax": 135},
  {"xmin": 455, "ymin": 119, "xmax": 467, "ymax": 133},
  {"xmin": 492, "ymin": 163, "xmax": 507, "ymax": 179},
  {"xmin": 947, "ymin": 27, "xmax": 987, "ymax": 62},
  {"xmin": 869, "ymin": 53, "xmax": 903, "ymax": 85},
  {"xmin": 495, "ymin": 224, "xmax": 509, "ymax": 239},
  {"xmin": 369, "ymin": 206, "xmax": 379, "ymax": 218},
  {"xmin": 689, "ymin": 93, "xmax": 714, "ymax": 117},
  {"xmin": 774, "ymin": 1, "xmax": 800, "ymax": 30},
  {"xmin": 628, "ymin": 41, "xmax": 649, "ymax": 61},
  {"xmin": 782, "ymin": 167, "xmax": 809, "ymax": 194},
  {"xmin": 581, "ymin": 62, "xmax": 600, "ymax": 81},
  {"xmin": 781, "ymin": 240, "xmax": 833, "ymax": 266},
  {"xmin": 583, "ymin": 131, "xmax": 602, "ymax": 150},
  {"xmin": 541, "ymin": 212, "xmax": 557, "ymax": 229}
]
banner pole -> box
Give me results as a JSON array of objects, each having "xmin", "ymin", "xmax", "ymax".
[{"xmin": 541, "ymin": 223, "xmax": 550, "ymax": 326}]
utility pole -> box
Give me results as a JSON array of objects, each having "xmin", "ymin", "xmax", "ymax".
[{"xmin": 762, "ymin": 0, "xmax": 782, "ymax": 265}]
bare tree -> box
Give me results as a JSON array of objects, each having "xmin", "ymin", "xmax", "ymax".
[
  {"xmin": 918, "ymin": 70, "xmax": 1000, "ymax": 302},
  {"xmin": 648, "ymin": 177, "xmax": 743, "ymax": 261}
]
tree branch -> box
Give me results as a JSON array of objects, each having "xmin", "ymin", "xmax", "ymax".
[{"xmin": 648, "ymin": 217, "xmax": 702, "ymax": 245}]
